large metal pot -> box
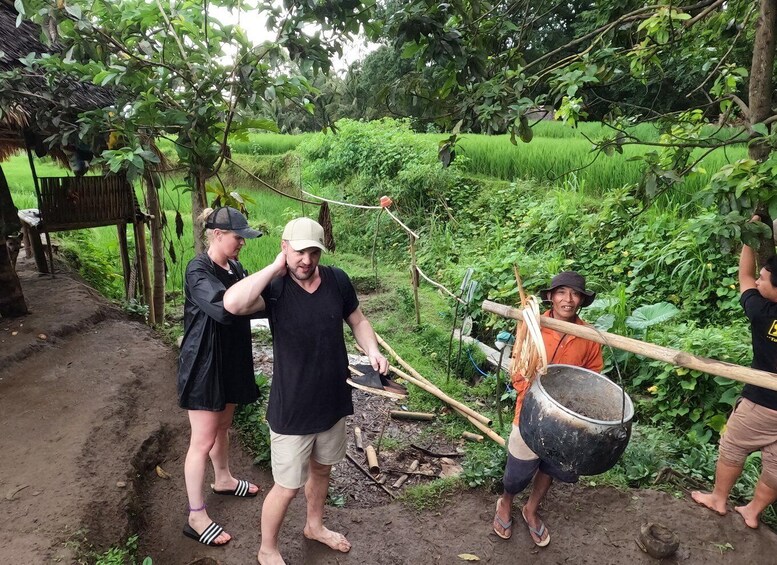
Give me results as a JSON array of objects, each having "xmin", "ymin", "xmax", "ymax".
[{"xmin": 519, "ymin": 364, "xmax": 634, "ymax": 476}]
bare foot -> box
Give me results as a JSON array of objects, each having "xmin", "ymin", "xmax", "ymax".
[
  {"xmin": 188, "ymin": 513, "xmax": 231, "ymax": 545},
  {"xmin": 257, "ymin": 548, "xmax": 286, "ymax": 565},
  {"xmin": 691, "ymin": 491, "xmax": 727, "ymax": 516},
  {"xmin": 734, "ymin": 504, "xmax": 760, "ymax": 529},
  {"xmin": 303, "ymin": 525, "xmax": 351, "ymax": 553}
]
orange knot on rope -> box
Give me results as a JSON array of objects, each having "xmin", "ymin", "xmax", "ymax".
[{"xmin": 379, "ymin": 195, "xmax": 393, "ymax": 208}]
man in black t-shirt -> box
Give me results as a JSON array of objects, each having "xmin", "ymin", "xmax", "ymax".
[
  {"xmin": 224, "ymin": 217, "xmax": 388, "ymax": 565},
  {"xmin": 692, "ymin": 218, "xmax": 777, "ymax": 529}
]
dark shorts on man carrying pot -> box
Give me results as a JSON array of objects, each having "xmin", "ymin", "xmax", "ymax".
[{"xmin": 503, "ymin": 424, "xmax": 578, "ymax": 495}]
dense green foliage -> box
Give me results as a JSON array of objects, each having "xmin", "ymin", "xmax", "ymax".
[{"xmin": 298, "ymin": 119, "xmax": 752, "ymax": 441}]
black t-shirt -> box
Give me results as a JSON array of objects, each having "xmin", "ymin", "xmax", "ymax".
[
  {"xmin": 262, "ymin": 266, "xmax": 359, "ymax": 434},
  {"xmin": 740, "ymin": 288, "xmax": 777, "ymax": 409}
]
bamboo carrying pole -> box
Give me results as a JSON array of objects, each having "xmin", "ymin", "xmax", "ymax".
[{"xmin": 483, "ymin": 299, "xmax": 777, "ymax": 392}]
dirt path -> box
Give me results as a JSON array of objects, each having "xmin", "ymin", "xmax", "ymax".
[{"xmin": 3, "ymin": 257, "xmax": 777, "ymax": 564}]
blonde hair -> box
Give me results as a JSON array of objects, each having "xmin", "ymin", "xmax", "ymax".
[{"xmin": 199, "ymin": 207, "xmax": 215, "ymax": 243}]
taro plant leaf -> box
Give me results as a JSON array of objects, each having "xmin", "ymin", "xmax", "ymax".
[
  {"xmin": 626, "ymin": 302, "xmax": 680, "ymax": 330},
  {"xmin": 594, "ymin": 313, "xmax": 615, "ymax": 331}
]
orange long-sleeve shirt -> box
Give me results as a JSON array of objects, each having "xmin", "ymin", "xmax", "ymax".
[{"xmin": 512, "ymin": 311, "xmax": 604, "ymax": 424}]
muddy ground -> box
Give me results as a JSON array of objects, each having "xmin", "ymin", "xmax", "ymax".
[{"xmin": 3, "ymin": 256, "xmax": 777, "ymax": 564}]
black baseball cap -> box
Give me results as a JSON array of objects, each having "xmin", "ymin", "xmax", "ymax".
[{"xmin": 205, "ymin": 207, "xmax": 262, "ymax": 239}]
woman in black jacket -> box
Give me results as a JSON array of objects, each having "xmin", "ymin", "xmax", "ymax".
[{"xmin": 178, "ymin": 206, "xmax": 262, "ymax": 546}]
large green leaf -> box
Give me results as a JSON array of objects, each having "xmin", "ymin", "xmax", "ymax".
[{"xmin": 625, "ymin": 302, "xmax": 680, "ymax": 330}]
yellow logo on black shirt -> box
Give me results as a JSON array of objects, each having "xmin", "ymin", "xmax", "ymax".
[{"xmin": 769, "ymin": 320, "xmax": 777, "ymax": 340}]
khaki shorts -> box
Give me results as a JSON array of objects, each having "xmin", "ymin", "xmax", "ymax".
[
  {"xmin": 719, "ymin": 398, "xmax": 777, "ymax": 489},
  {"xmin": 269, "ymin": 418, "xmax": 347, "ymax": 489}
]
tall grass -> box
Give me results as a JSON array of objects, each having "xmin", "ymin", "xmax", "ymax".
[
  {"xmin": 231, "ymin": 133, "xmax": 311, "ymax": 155},
  {"xmin": 420, "ymin": 132, "xmax": 748, "ymax": 202}
]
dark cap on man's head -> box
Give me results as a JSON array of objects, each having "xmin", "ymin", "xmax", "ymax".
[
  {"xmin": 205, "ymin": 207, "xmax": 262, "ymax": 239},
  {"xmin": 539, "ymin": 271, "xmax": 596, "ymax": 307}
]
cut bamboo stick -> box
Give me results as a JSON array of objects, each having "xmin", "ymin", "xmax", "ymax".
[
  {"xmin": 483, "ymin": 299, "xmax": 777, "ymax": 392},
  {"xmin": 389, "ymin": 410, "xmax": 435, "ymax": 421},
  {"xmin": 462, "ymin": 431, "xmax": 484, "ymax": 442},
  {"xmin": 345, "ymin": 453, "xmax": 395, "ymax": 498},
  {"xmin": 392, "ymin": 459, "xmax": 420, "ymax": 489},
  {"xmin": 365, "ymin": 445, "xmax": 380, "ymax": 474},
  {"xmin": 453, "ymin": 407, "xmax": 505, "ymax": 446},
  {"xmin": 354, "ymin": 426, "xmax": 364, "ymax": 451}
]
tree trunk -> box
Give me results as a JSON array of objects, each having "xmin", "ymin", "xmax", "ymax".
[
  {"xmin": 749, "ymin": 0, "xmax": 777, "ymax": 264},
  {"xmin": 0, "ymin": 233, "xmax": 28, "ymax": 318},
  {"xmin": 192, "ymin": 169, "xmax": 208, "ymax": 255},
  {"xmin": 145, "ymin": 172, "xmax": 165, "ymax": 324},
  {"xmin": 0, "ymin": 163, "xmax": 21, "ymax": 237},
  {"xmin": 0, "ymin": 164, "xmax": 27, "ymax": 318}
]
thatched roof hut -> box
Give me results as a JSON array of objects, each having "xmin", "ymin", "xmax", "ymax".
[{"xmin": 0, "ymin": 0, "xmax": 115, "ymax": 162}]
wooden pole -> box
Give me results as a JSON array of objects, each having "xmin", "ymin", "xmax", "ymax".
[
  {"xmin": 376, "ymin": 332, "xmax": 493, "ymax": 426},
  {"xmin": 482, "ymin": 299, "xmax": 777, "ymax": 392},
  {"xmin": 117, "ymin": 222, "xmax": 131, "ymax": 300},
  {"xmin": 409, "ymin": 237, "xmax": 421, "ymax": 325},
  {"xmin": 389, "ymin": 365, "xmax": 492, "ymax": 426},
  {"xmin": 134, "ymin": 218, "xmax": 155, "ymax": 325}
]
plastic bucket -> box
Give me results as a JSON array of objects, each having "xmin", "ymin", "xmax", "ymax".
[{"xmin": 519, "ymin": 364, "xmax": 634, "ymax": 476}]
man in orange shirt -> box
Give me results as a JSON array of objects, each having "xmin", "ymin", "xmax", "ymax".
[{"xmin": 492, "ymin": 271, "xmax": 603, "ymax": 547}]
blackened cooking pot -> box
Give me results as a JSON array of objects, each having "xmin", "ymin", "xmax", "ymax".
[{"xmin": 519, "ymin": 364, "xmax": 634, "ymax": 476}]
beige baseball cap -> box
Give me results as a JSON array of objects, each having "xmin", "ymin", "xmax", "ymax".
[{"xmin": 282, "ymin": 217, "xmax": 328, "ymax": 252}]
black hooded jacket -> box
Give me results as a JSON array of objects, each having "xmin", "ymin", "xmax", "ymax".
[{"xmin": 177, "ymin": 253, "xmax": 259, "ymax": 410}]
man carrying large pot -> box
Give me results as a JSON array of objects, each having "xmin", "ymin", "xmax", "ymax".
[
  {"xmin": 692, "ymin": 216, "xmax": 777, "ymax": 528},
  {"xmin": 492, "ymin": 271, "xmax": 603, "ymax": 546}
]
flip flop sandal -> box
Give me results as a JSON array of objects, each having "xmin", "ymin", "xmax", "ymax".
[
  {"xmin": 493, "ymin": 499, "xmax": 513, "ymax": 540},
  {"xmin": 183, "ymin": 522, "xmax": 230, "ymax": 546},
  {"xmin": 522, "ymin": 508, "xmax": 550, "ymax": 547},
  {"xmin": 211, "ymin": 479, "xmax": 258, "ymax": 497},
  {"xmin": 347, "ymin": 364, "xmax": 408, "ymax": 400}
]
